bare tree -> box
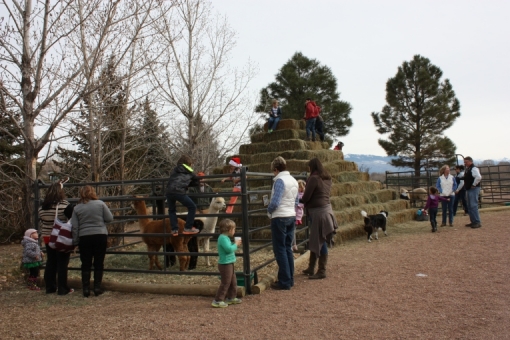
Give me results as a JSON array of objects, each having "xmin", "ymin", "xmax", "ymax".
[
  {"xmin": 148, "ymin": 0, "xmax": 258, "ymax": 172},
  {"xmin": 0, "ymin": 0, "xmax": 161, "ymax": 228}
]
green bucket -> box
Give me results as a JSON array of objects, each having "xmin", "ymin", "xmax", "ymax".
[
  {"xmin": 236, "ymin": 272, "xmax": 254, "ymax": 287},
  {"xmin": 218, "ymin": 272, "xmax": 255, "ymax": 287}
]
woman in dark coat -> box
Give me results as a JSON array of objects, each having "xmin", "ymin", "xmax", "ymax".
[
  {"xmin": 300, "ymin": 158, "xmax": 338, "ymax": 279},
  {"xmin": 38, "ymin": 183, "xmax": 74, "ymax": 295}
]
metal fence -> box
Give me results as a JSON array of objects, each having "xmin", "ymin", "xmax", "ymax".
[
  {"xmin": 385, "ymin": 164, "xmax": 510, "ymax": 207},
  {"xmin": 34, "ymin": 168, "xmax": 308, "ymax": 294}
]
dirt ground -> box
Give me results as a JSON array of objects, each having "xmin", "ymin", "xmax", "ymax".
[{"xmin": 1, "ymin": 210, "xmax": 509, "ymax": 340}]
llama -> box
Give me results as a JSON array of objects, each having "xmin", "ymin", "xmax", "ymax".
[
  {"xmin": 132, "ymin": 198, "xmax": 198, "ymax": 271},
  {"xmin": 196, "ymin": 196, "xmax": 226, "ymax": 267}
]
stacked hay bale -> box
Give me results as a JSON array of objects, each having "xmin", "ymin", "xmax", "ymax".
[{"xmin": 213, "ymin": 119, "xmax": 415, "ymax": 244}]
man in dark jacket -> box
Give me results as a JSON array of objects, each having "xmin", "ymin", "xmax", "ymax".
[
  {"xmin": 165, "ymin": 155, "xmax": 200, "ymax": 235},
  {"xmin": 463, "ymin": 156, "xmax": 482, "ymax": 228}
]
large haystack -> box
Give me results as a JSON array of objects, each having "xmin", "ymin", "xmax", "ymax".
[{"xmin": 214, "ymin": 119, "xmax": 415, "ymax": 244}]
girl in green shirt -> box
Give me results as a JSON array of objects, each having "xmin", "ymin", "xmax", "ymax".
[{"xmin": 212, "ymin": 219, "xmax": 242, "ymax": 308}]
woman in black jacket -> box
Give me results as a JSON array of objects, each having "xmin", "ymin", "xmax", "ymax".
[
  {"xmin": 165, "ymin": 155, "xmax": 201, "ymax": 236},
  {"xmin": 38, "ymin": 182, "xmax": 74, "ymax": 295}
]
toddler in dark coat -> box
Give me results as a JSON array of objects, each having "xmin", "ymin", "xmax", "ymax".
[{"xmin": 422, "ymin": 187, "xmax": 450, "ymax": 233}]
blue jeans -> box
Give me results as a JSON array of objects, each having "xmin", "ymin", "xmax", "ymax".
[
  {"xmin": 453, "ymin": 189, "xmax": 468, "ymax": 216},
  {"xmin": 166, "ymin": 193, "xmax": 197, "ymax": 231},
  {"xmin": 441, "ymin": 195, "xmax": 455, "ymax": 224},
  {"xmin": 271, "ymin": 217, "xmax": 295, "ymax": 289},
  {"xmin": 305, "ymin": 118, "xmax": 316, "ymax": 139},
  {"xmin": 315, "ymin": 119, "xmax": 324, "ymax": 141},
  {"xmin": 466, "ymin": 187, "xmax": 481, "ymax": 224},
  {"xmin": 268, "ymin": 116, "xmax": 280, "ymax": 131}
]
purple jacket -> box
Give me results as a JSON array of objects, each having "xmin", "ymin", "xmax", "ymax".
[{"xmin": 424, "ymin": 194, "xmax": 449, "ymax": 210}]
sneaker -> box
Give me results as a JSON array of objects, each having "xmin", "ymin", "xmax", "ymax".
[
  {"xmin": 440, "ymin": 224, "xmax": 446, "ymax": 227},
  {"xmin": 449, "ymin": 224, "xmax": 453, "ymax": 227},
  {"xmin": 465, "ymin": 223, "xmax": 473, "ymax": 227},
  {"xmin": 171, "ymin": 230, "xmax": 178, "ymax": 236},
  {"xmin": 268, "ymin": 129, "xmax": 272, "ymax": 133},
  {"xmin": 182, "ymin": 227, "xmax": 199, "ymax": 235},
  {"xmin": 58, "ymin": 288, "xmax": 74, "ymax": 296},
  {"xmin": 471, "ymin": 224, "xmax": 482, "ymax": 229},
  {"xmin": 226, "ymin": 297, "xmax": 242, "ymax": 305},
  {"xmin": 211, "ymin": 300, "xmax": 228, "ymax": 308}
]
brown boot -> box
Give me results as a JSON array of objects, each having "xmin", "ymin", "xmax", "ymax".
[
  {"xmin": 302, "ymin": 251, "xmax": 317, "ymax": 275},
  {"xmin": 309, "ymin": 254, "xmax": 327, "ymax": 279}
]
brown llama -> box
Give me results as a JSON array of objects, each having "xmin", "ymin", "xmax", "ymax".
[{"xmin": 132, "ymin": 198, "xmax": 194, "ymax": 271}]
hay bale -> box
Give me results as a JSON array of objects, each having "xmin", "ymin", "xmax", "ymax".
[
  {"xmin": 331, "ymin": 160, "xmax": 359, "ymax": 172},
  {"xmin": 263, "ymin": 119, "xmax": 306, "ymax": 132},
  {"xmin": 332, "ymin": 171, "xmax": 370, "ymax": 183},
  {"xmin": 330, "ymin": 181, "xmax": 382, "ymax": 196},
  {"xmin": 241, "ymin": 149, "xmax": 343, "ymax": 166},
  {"xmin": 250, "ymin": 129, "xmax": 306, "ymax": 144},
  {"xmin": 329, "ymin": 189, "xmax": 397, "ymax": 210}
]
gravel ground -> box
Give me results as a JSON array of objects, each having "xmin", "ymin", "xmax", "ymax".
[{"xmin": 1, "ymin": 210, "xmax": 509, "ymax": 340}]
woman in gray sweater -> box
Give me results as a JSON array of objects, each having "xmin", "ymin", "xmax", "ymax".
[{"xmin": 72, "ymin": 186, "xmax": 113, "ymax": 297}]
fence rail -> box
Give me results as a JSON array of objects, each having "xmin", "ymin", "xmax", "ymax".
[{"xmin": 34, "ymin": 168, "xmax": 308, "ymax": 294}]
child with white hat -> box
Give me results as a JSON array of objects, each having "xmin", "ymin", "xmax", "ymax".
[{"xmin": 21, "ymin": 229, "xmax": 44, "ymax": 291}]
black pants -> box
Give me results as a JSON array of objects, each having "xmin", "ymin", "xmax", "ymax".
[
  {"xmin": 79, "ymin": 234, "xmax": 107, "ymax": 278},
  {"xmin": 29, "ymin": 266, "xmax": 40, "ymax": 278},
  {"xmin": 44, "ymin": 244, "xmax": 71, "ymax": 293}
]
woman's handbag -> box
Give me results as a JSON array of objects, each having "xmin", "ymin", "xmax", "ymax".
[{"xmin": 48, "ymin": 205, "xmax": 74, "ymax": 252}]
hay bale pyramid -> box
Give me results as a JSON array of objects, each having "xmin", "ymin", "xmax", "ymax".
[{"xmin": 213, "ymin": 119, "xmax": 416, "ymax": 244}]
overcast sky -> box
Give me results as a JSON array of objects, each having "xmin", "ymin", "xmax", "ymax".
[{"xmin": 212, "ymin": 0, "xmax": 509, "ymax": 160}]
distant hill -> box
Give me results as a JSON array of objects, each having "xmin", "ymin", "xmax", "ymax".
[
  {"xmin": 344, "ymin": 154, "xmax": 509, "ymax": 174},
  {"xmin": 344, "ymin": 154, "xmax": 410, "ymax": 174}
]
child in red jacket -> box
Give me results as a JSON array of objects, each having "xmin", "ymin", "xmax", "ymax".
[{"xmin": 422, "ymin": 187, "xmax": 450, "ymax": 233}]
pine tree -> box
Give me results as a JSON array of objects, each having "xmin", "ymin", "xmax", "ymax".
[
  {"xmin": 371, "ymin": 55, "xmax": 461, "ymax": 176},
  {"xmin": 255, "ymin": 52, "xmax": 352, "ymax": 137},
  {"xmin": 138, "ymin": 97, "xmax": 174, "ymax": 178}
]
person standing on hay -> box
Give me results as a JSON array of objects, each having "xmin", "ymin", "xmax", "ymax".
[
  {"xmin": 222, "ymin": 157, "xmax": 243, "ymax": 214},
  {"xmin": 188, "ymin": 172, "xmax": 214, "ymax": 213},
  {"xmin": 303, "ymin": 98, "xmax": 319, "ymax": 141},
  {"xmin": 463, "ymin": 156, "xmax": 482, "ymax": 228},
  {"xmin": 267, "ymin": 99, "xmax": 282, "ymax": 133},
  {"xmin": 314, "ymin": 113, "xmax": 325, "ymax": 142},
  {"xmin": 267, "ymin": 156, "xmax": 299, "ymax": 290},
  {"xmin": 300, "ymin": 158, "xmax": 338, "ymax": 280}
]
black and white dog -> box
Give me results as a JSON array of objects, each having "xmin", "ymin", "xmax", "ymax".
[{"xmin": 361, "ymin": 210, "xmax": 389, "ymax": 242}]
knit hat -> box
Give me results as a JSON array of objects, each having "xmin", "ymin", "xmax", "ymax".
[
  {"xmin": 229, "ymin": 157, "xmax": 242, "ymax": 168},
  {"xmin": 197, "ymin": 172, "xmax": 206, "ymax": 177},
  {"xmin": 25, "ymin": 229, "xmax": 38, "ymax": 238}
]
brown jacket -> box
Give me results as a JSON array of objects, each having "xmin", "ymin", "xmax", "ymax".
[{"xmin": 301, "ymin": 175, "xmax": 331, "ymax": 209}]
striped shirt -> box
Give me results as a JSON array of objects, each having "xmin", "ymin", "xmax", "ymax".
[{"xmin": 38, "ymin": 201, "xmax": 71, "ymax": 236}]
